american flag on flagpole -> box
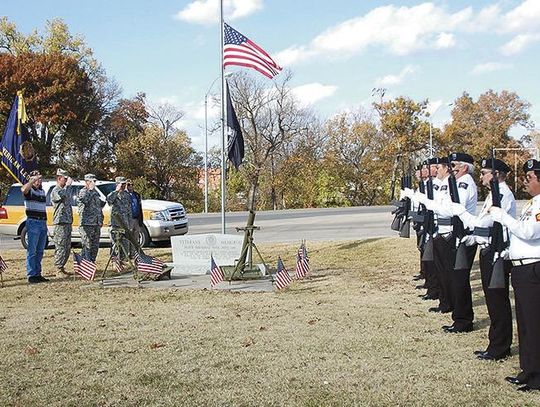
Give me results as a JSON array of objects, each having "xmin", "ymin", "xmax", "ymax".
[
  {"xmin": 73, "ymin": 252, "xmax": 96, "ymax": 281},
  {"xmin": 134, "ymin": 252, "xmax": 164, "ymax": 275},
  {"xmin": 223, "ymin": 22, "xmax": 282, "ymax": 79},
  {"xmin": 210, "ymin": 255, "xmax": 224, "ymax": 288},
  {"xmin": 111, "ymin": 255, "xmax": 124, "ymax": 273},
  {"xmin": 0, "ymin": 255, "xmax": 7, "ymax": 273},
  {"xmin": 295, "ymin": 242, "xmax": 310, "ymax": 279},
  {"xmin": 275, "ymin": 257, "xmax": 292, "ymax": 290}
]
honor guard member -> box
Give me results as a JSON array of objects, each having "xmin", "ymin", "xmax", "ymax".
[
  {"xmin": 412, "ymin": 163, "xmax": 427, "ymax": 285},
  {"xmin": 106, "ymin": 176, "xmax": 133, "ymax": 260},
  {"xmin": 404, "ymin": 157, "xmax": 454, "ymax": 313},
  {"xmin": 78, "ymin": 174, "xmax": 104, "ymax": 261},
  {"xmin": 51, "ymin": 169, "xmax": 73, "ymax": 277},
  {"xmin": 448, "ymin": 158, "xmax": 515, "ymax": 359},
  {"xmin": 490, "ymin": 159, "xmax": 540, "ymax": 392},
  {"xmin": 420, "ymin": 158, "xmax": 440, "ymax": 302}
]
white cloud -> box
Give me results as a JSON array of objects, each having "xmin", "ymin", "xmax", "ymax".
[
  {"xmin": 435, "ymin": 32, "xmax": 455, "ymax": 49},
  {"xmin": 279, "ymin": 3, "xmax": 470, "ymax": 64},
  {"xmin": 374, "ymin": 65, "xmax": 418, "ymax": 87},
  {"xmin": 500, "ymin": 33, "xmax": 540, "ymax": 55},
  {"xmin": 502, "ymin": 0, "xmax": 540, "ymax": 34},
  {"xmin": 291, "ymin": 83, "xmax": 337, "ymax": 106},
  {"xmin": 426, "ymin": 100, "xmax": 443, "ymax": 116},
  {"xmin": 174, "ymin": 0, "xmax": 263, "ymax": 25},
  {"xmin": 470, "ymin": 62, "xmax": 512, "ymax": 75}
]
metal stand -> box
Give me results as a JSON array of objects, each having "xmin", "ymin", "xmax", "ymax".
[
  {"xmin": 101, "ymin": 229, "xmax": 138, "ymax": 281},
  {"xmin": 228, "ymin": 210, "xmax": 271, "ymax": 282}
]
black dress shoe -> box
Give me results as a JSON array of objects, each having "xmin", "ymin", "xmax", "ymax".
[
  {"xmin": 428, "ymin": 307, "xmax": 441, "ymax": 313},
  {"xmin": 517, "ymin": 385, "xmax": 534, "ymax": 392},
  {"xmin": 474, "ymin": 350, "xmax": 486, "ymax": 356},
  {"xmin": 442, "ymin": 325, "xmax": 453, "ymax": 330},
  {"xmin": 505, "ymin": 376, "xmax": 526, "ymax": 385},
  {"xmin": 477, "ymin": 350, "xmax": 510, "ymax": 361},
  {"xmin": 412, "ymin": 275, "xmax": 424, "ymax": 281},
  {"xmin": 415, "ymin": 285, "xmax": 426, "ymax": 290},
  {"xmin": 37, "ymin": 275, "xmax": 50, "ymax": 282},
  {"xmin": 28, "ymin": 276, "xmax": 42, "ymax": 284},
  {"xmin": 421, "ymin": 294, "xmax": 436, "ymax": 301},
  {"xmin": 444, "ymin": 324, "xmax": 473, "ymax": 333}
]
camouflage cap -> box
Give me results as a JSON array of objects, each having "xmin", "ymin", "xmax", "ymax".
[
  {"xmin": 115, "ymin": 176, "xmax": 127, "ymax": 184},
  {"xmin": 56, "ymin": 168, "xmax": 69, "ymax": 178},
  {"xmin": 84, "ymin": 173, "xmax": 97, "ymax": 181}
]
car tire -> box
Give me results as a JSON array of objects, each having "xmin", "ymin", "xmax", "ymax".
[
  {"xmin": 21, "ymin": 224, "xmax": 28, "ymax": 249},
  {"xmin": 139, "ymin": 226, "xmax": 151, "ymax": 248},
  {"xmin": 20, "ymin": 224, "xmax": 50, "ymax": 250}
]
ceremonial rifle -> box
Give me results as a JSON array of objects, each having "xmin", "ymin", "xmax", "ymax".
[
  {"xmin": 448, "ymin": 174, "xmax": 469, "ymax": 269},
  {"xmin": 399, "ymin": 174, "xmax": 412, "ymax": 238},
  {"xmin": 421, "ymin": 174, "xmax": 435, "ymax": 261},
  {"xmin": 390, "ymin": 175, "xmax": 406, "ymax": 231},
  {"xmin": 488, "ymin": 165, "xmax": 508, "ymax": 289}
]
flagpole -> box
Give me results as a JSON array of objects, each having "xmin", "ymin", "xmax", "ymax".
[{"xmin": 220, "ymin": 0, "xmax": 226, "ymax": 234}]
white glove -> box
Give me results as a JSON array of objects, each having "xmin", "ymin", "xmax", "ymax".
[
  {"xmin": 460, "ymin": 235, "xmax": 477, "ymax": 246},
  {"xmin": 450, "ymin": 202, "xmax": 466, "ymax": 217},
  {"xmin": 413, "ymin": 191, "xmax": 427, "ymax": 205},
  {"xmin": 489, "ymin": 206, "xmax": 503, "ymax": 223},
  {"xmin": 399, "ymin": 189, "xmax": 405, "ymax": 200}
]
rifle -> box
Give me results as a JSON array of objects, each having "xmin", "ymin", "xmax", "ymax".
[
  {"xmin": 488, "ymin": 166, "xmax": 508, "ymax": 289},
  {"xmin": 390, "ymin": 175, "xmax": 406, "ymax": 231},
  {"xmin": 420, "ymin": 174, "xmax": 435, "ymax": 261},
  {"xmin": 399, "ymin": 174, "xmax": 412, "ymax": 238},
  {"xmin": 448, "ymin": 174, "xmax": 469, "ymax": 269}
]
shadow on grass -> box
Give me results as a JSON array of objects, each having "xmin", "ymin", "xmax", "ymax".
[{"xmin": 336, "ymin": 238, "xmax": 384, "ymax": 250}]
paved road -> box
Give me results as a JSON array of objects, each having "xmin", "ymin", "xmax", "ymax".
[{"xmin": 188, "ymin": 206, "xmax": 395, "ymax": 243}]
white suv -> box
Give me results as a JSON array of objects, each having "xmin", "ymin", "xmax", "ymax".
[{"xmin": 0, "ymin": 180, "xmax": 189, "ymax": 248}]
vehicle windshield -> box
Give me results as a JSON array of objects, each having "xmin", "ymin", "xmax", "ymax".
[{"xmin": 97, "ymin": 182, "xmax": 116, "ymax": 197}]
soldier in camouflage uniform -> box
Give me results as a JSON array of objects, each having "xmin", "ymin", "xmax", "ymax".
[
  {"xmin": 106, "ymin": 176, "xmax": 132, "ymax": 261},
  {"xmin": 78, "ymin": 173, "xmax": 104, "ymax": 262},
  {"xmin": 51, "ymin": 169, "xmax": 73, "ymax": 277}
]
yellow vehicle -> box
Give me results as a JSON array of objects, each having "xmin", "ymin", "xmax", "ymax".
[{"xmin": 0, "ymin": 180, "xmax": 188, "ymax": 248}]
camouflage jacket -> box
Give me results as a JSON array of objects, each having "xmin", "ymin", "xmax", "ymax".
[
  {"xmin": 106, "ymin": 190, "xmax": 132, "ymax": 228},
  {"xmin": 78, "ymin": 188, "xmax": 104, "ymax": 226},
  {"xmin": 51, "ymin": 185, "xmax": 73, "ymax": 225}
]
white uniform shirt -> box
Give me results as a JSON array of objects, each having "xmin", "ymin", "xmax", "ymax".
[
  {"xmin": 432, "ymin": 176, "xmax": 452, "ymax": 235},
  {"xmin": 455, "ymin": 173, "xmax": 478, "ymax": 216},
  {"xmin": 460, "ymin": 182, "xmax": 516, "ymax": 245},
  {"xmin": 501, "ymin": 195, "xmax": 540, "ymax": 261}
]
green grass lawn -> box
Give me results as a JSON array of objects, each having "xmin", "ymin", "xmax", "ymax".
[{"xmin": 0, "ymin": 238, "xmax": 538, "ymax": 406}]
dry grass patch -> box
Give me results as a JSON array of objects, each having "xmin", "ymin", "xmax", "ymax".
[{"xmin": 0, "ymin": 238, "xmax": 538, "ymax": 406}]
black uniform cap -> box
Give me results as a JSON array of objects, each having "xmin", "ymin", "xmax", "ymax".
[
  {"xmin": 523, "ymin": 159, "xmax": 540, "ymax": 173},
  {"xmin": 448, "ymin": 152, "xmax": 474, "ymax": 164},
  {"xmin": 428, "ymin": 156, "xmax": 449, "ymax": 165},
  {"xmin": 480, "ymin": 158, "xmax": 511, "ymax": 173}
]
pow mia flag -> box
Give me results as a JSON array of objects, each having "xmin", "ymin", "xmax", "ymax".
[{"xmin": 225, "ymin": 82, "xmax": 244, "ymax": 170}]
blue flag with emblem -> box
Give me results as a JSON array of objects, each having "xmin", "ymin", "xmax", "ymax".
[{"xmin": 0, "ymin": 92, "xmax": 37, "ymax": 183}]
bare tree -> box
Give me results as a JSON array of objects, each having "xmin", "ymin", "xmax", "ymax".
[{"xmin": 147, "ymin": 102, "xmax": 185, "ymax": 137}]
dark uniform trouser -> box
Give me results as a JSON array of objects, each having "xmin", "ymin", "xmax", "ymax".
[
  {"xmin": 479, "ymin": 248, "xmax": 512, "ymax": 356},
  {"xmin": 451, "ymin": 243, "xmax": 477, "ymax": 329},
  {"xmin": 423, "ymin": 260, "xmax": 439, "ymax": 298},
  {"xmin": 511, "ymin": 261, "xmax": 540, "ymax": 389},
  {"xmin": 433, "ymin": 235, "xmax": 456, "ymax": 312},
  {"xmin": 416, "ymin": 228, "xmax": 425, "ymax": 278}
]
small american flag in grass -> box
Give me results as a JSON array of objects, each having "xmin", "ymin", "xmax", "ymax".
[
  {"xmin": 210, "ymin": 255, "xmax": 224, "ymax": 288},
  {"xmin": 0, "ymin": 255, "xmax": 7, "ymax": 273},
  {"xmin": 111, "ymin": 255, "xmax": 124, "ymax": 273},
  {"xmin": 134, "ymin": 252, "xmax": 163, "ymax": 275},
  {"xmin": 275, "ymin": 257, "xmax": 292, "ymax": 290},
  {"xmin": 295, "ymin": 242, "xmax": 310, "ymax": 279},
  {"xmin": 73, "ymin": 252, "xmax": 96, "ymax": 281}
]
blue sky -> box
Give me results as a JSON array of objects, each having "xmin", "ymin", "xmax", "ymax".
[{"xmin": 3, "ymin": 0, "xmax": 540, "ymax": 152}]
